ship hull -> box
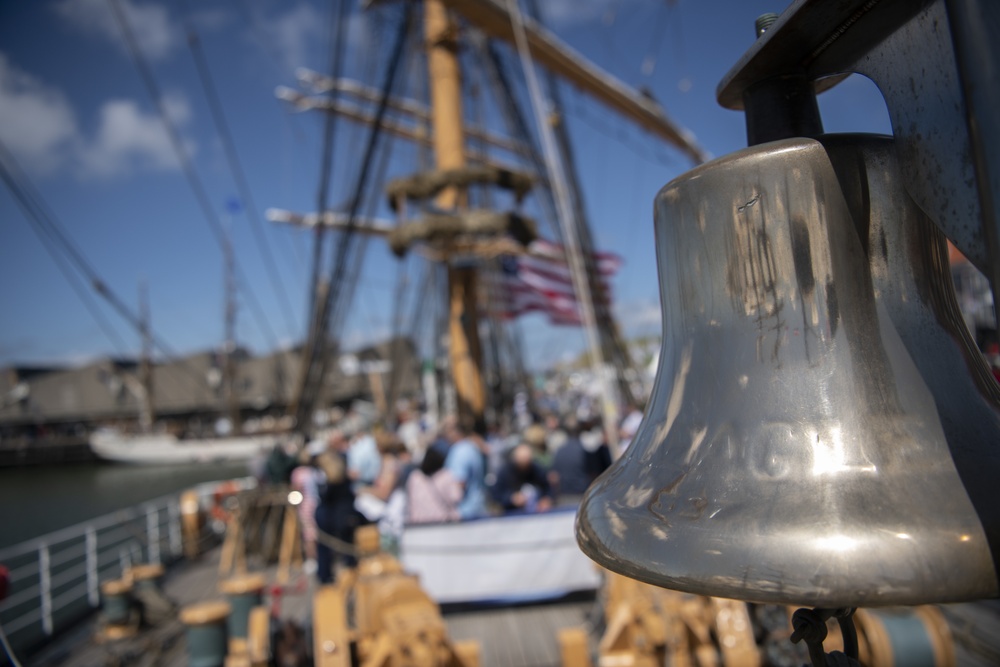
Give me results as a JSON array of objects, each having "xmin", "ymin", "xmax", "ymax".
[{"xmin": 88, "ymin": 430, "xmax": 276, "ymax": 464}]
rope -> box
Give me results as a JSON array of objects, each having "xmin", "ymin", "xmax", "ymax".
[
  {"xmin": 178, "ymin": 0, "xmax": 299, "ymax": 336},
  {"xmin": 0, "ymin": 153, "xmax": 130, "ymax": 356},
  {"xmin": 294, "ymin": 3, "xmax": 414, "ymax": 428},
  {"xmin": 0, "ymin": 140, "xmax": 209, "ymax": 394},
  {"xmin": 313, "ymin": 524, "xmax": 362, "ymax": 558},
  {"xmin": 476, "ymin": 41, "xmax": 562, "ymax": 243},
  {"xmin": 108, "ymin": 0, "xmax": 281, "ymax": 351},
  {"xmin": 308, "ymin": 0, "xmax": 351, "ymax": 333},
  {"xmin": 505, "ymin": 0, "xmax": 621, "ymax": 458}
]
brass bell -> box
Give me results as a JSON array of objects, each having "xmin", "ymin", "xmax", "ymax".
[
  {"xmin": 577, "ymin": 137, "xmax": 1000, "ymax": 607},
  {"xmin": 827, "ymin": 134, "xmax": 1000, "ymax": 580}
]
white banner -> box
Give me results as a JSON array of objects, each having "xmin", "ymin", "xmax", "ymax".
[{"xmin": 400, "ymin": 507, "xmax": 601, "ymax": 604}]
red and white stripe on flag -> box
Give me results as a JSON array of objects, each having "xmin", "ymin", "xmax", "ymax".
[{"xmin": 489, "ymin": 240, "xmax": 621, "ymax": 326}]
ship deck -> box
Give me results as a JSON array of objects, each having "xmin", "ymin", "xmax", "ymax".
[
  {"xmin": 24, "ymin": 544, "xmax": 1000, "ymax": 667},
  {"xmin": 27, "ymin": 545, "xmax": 598, "ymax": 667}
]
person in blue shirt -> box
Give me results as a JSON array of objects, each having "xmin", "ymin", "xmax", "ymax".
[
  {"xmin": 347, "ymin": 429, "xmax": 381, "ymax": 492},
  {"xmin": 442, "ymin": 418, "xmax": 488, "ymax": 520}
]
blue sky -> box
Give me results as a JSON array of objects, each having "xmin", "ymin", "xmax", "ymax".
[{"xmin": 0, "ymin": 0, "xmax": 892, "ymax": 369}]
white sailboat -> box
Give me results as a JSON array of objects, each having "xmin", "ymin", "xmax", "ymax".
[{"xmin": 89, "ymin": 428, "xmax": 274, "ymax": 465}]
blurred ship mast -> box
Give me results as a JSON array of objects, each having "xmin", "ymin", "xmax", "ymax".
[{"xmin": 276, "ymin": 0, "xmax": 706, "ymax": 433}]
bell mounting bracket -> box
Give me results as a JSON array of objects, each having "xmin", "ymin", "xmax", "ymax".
[{"xmin": 717, "ymin": 0, "xmax": 1000, "ymax": 323}]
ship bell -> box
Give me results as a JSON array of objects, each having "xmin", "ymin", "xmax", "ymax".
[{"xmin": 577, "ymin": 136, "xmax": 1000, "ymax": 608}]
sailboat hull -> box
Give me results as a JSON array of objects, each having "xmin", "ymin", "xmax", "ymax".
[{"xmin": 89, "ymin": 430, "xmax": 276, "ymax": 465}]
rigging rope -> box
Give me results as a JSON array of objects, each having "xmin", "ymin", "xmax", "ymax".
[
  {"xmin": 528, "ymin": 0, "xmax": 637, "ymax": 408},
  {"xmin": 640, "ymin": 0, "xmax": 672, "ymax": 78},
  {"xmin": 328, "ymin": 129, "xmax": 399, "ymax": 343},
  {"xmin": 0, "ymin": 155, "xmax": 131, "ymax": 357},
  {"xmin": 177, "ymin": 0, "xmax": 299, "ymax": 336},
  {"xmin": 477, "ymin": 41, "xmax": 562, "ymax": 243},
  {"xmin": 108, "ymin": 0, "xmax": 281, "ymax": 352},
  {"xmin": 295, "ymin": 2, "xmax": 414, "ymax": 429},
  {"xmin": 308, "ymin": 0, "xmax": 352, "ymax": 334},
  {"xmin": 505, "ymin": 0, "xmax": 621, "ymax": 457},
  {"xmin": 0, "ymin": 141, "xmax": 209, "ymax": 394}
]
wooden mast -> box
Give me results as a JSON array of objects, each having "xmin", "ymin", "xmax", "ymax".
[
  {"xmin": 138, "ymin": 279, "xmax": 154, "ymax": 432},
  {"xmin": 274, "ymin": 1, "xmax": 706, "ymax": 432},
  {"xmin": 426, "ymin": 0, "xmax": 486, "ymax": 433},
  {"xmin": 223, "ymin": 218, "xmax": 241, "ymax": 435}
]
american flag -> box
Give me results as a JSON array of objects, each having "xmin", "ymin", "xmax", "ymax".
[{"xmin": 490, "ymin": 239, "xmax": 622, "ymax": 326}]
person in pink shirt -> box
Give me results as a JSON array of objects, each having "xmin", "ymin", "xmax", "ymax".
[{"xmin": 406, "ymin": 447, "xmax": 462, "ymax": 524}]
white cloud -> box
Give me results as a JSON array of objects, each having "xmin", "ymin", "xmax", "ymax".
[
  {"xmin": 0, "ymin": 55, "xmax": 79, "ymax": 174},
  {"xmin": 78, "ymin": 93, "xmax": 195, "ymax": 177},
  {"xmin": 542, "ymin": 0, "xmax": 651, "ymax": 28},
  {"xmin": 345, "ymin": 12, "xmax": 376, "ymax": 56},
  {"xmin": 0, "ymin": 54, "xmax": 196, "ymax": 179},
  {"xmin": 53, "ymin": 0, "xmax": 179, "ymax": 61},
  {"xmin": 615, "ymin": 299, "xmax": 661, "ymax": 333},
  {"xmin": 255, "ymin": 3, "xmax": 374, "ymax": 74},
  {"xmin": 268, "ymin": 3, "xmax": 325, "ymax": 72}
]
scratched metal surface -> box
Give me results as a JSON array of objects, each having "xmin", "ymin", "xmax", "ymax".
[{"xmin": 578, "ymin": 137, "xmax": 999, "ymax": 608}]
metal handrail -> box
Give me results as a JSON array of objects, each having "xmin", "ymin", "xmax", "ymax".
[
  {"xmin": 50, "ymin": 564, "xmax": 88, "ymax": 590},
  {"xmin": 0, "ymin": 477, "xmax": 253, "ymax": 561},
  {"xmin": 1, "ymin": 584, "xmax": 42, "ymax": 610},
  {"xmin": 0, "ymin": 476, "xmax": 255, "ymax": 656},
  {"xmin": 48, "ymin": 544, "xmax": 87, "ymax": 569}
]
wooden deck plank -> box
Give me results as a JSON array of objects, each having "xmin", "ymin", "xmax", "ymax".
[
  {"xmin": 442, "ymin": 603, "xmax": 594, "ymax": 667},
  {"xmin": 521, "ymin": 605, "xmax": 560, "ymax": 666}
]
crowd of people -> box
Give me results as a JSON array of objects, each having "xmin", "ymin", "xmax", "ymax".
[{"xmin": 257, "ymin": 401, "xmax": 645, "ymax": 584}]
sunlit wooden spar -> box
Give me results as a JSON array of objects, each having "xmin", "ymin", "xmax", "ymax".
[
  {"xmin": 275, "ymin": 87, "xmax": 534, "ymax": 173},
  {"xmin": 293, "ymin": 71, "xmax": 535, "ymax": 159},
  {"xmin": 434, "ymin": 0, "xmax": 709, "ymax": 164}
]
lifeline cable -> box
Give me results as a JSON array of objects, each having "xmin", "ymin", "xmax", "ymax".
[{"xmin": 0, "ymin": 619, "xmax": 24, "ymax": 667}]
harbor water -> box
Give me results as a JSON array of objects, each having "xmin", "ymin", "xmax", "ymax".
[{"xmin": 0, "ymin": 461, "xmax": 250, "ymax": 550}]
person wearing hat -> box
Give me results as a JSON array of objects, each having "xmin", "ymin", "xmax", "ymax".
[{"xmin": 523, "ymin": 423, "xmax": 551, "ymax": 467}]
